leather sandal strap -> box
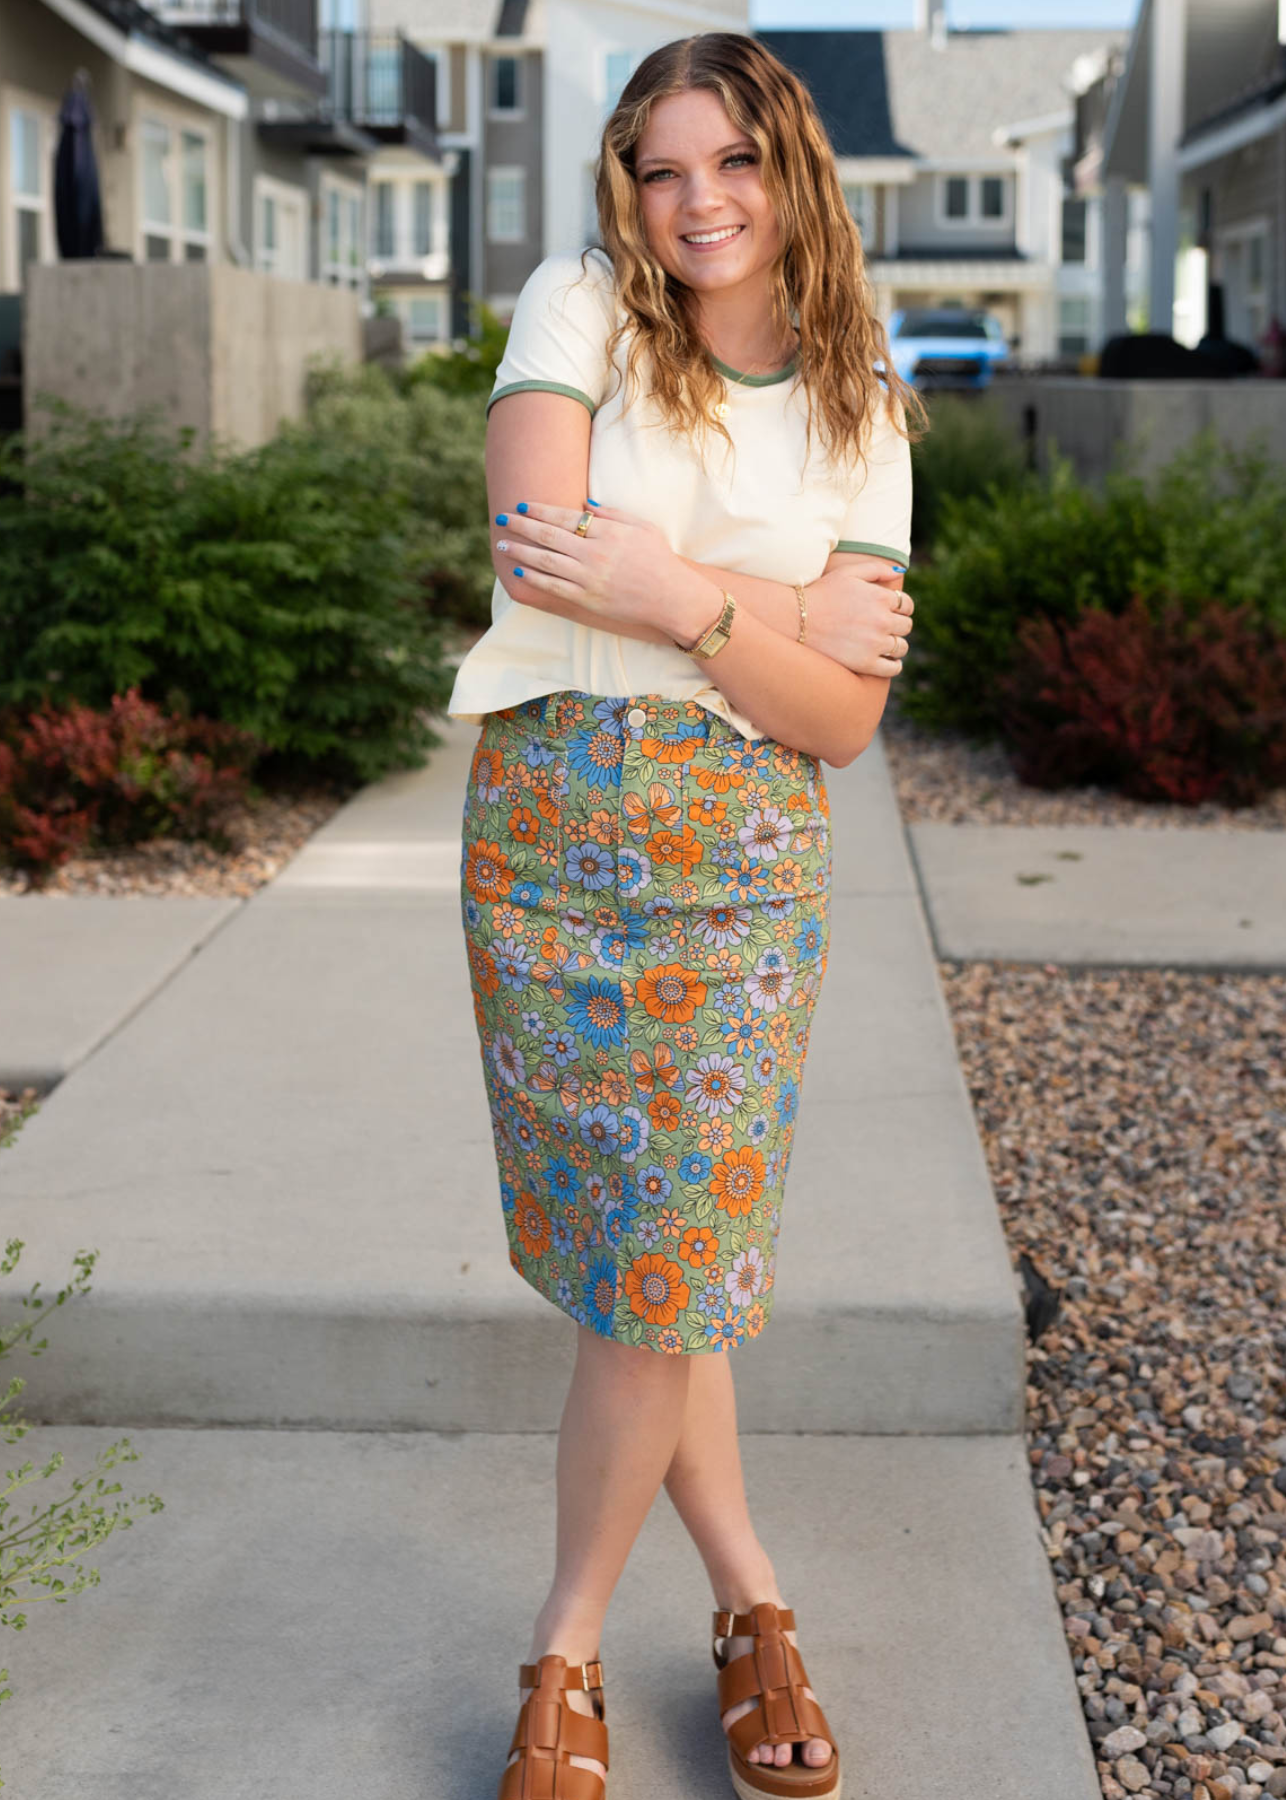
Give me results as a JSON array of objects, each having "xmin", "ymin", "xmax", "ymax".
[
  {"xmin": 508, "ymin": 1701, "xmax": 609, "ymax": 1767},
  {"xmin": 716, "ymin": 1636, "xmax": 810, "ymax": 1715},
  {"xmin": 713, "ymin": 1605, "xmax": 796, "ymax": 1641},
  {"xmin": 726, "ymin": 1690, "xmax": 836, "ymax": 1763},
  {"xmin": 518, "ymin": 1657, "xmax": 604, "ymax": 1696},
  {"xmin": 497, "ymin": 1758, "xmax": 606, "ymax": 1800}
]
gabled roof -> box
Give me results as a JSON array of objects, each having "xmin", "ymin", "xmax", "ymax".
[{"xmin": 759, "ymin": 26, "xmax": 1127, "ymax": 162}]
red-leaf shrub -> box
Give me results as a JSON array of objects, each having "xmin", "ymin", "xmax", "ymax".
[
  {"xmin": 996, "ymin": 596, "xmax": 1286, "ymax": 806},
  {"xmin": 0, "ymin": 690, "xmax": 259, "ymax": 881}
]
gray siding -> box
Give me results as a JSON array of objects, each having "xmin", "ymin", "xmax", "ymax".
[
  {"xmin": 482, "ymin": 46, "xmax": 542, "ymax": 300},
  {"xmin": 895, "ymin": 170, "xmax": 1017, "ymax": 256}
]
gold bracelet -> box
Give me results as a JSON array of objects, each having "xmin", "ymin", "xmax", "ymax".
[{"xmin": 793, "ymin": 581, "xmax": 808, "ymax": 644}]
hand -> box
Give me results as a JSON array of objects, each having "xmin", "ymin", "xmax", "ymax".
[
  {"xmin": 805, "ymin": 559, "xmax": 914, "ymax": 677},
  {"xmin": 492, "ymin": 499, "xmax": 722, "ymax": 643}
]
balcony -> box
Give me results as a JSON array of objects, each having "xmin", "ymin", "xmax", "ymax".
[
  {"xmin": 152, "ymin": 0, "xmax": 327, "ymax": 101},
  {"xmin": 318, "ymin": 31, "xmax": 440, "ymax": 162}
]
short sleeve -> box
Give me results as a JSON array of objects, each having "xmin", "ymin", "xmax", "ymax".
[
  {"xmin": 834, "ymin": 395, "xmax": 913, "ymax": 565},
  {"xmin": 486, "ymin": 250, "xmax": 617, "ymax": 420}
]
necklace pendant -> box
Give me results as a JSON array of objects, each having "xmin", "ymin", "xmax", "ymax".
[{"xmin": 713, "ymin": 400, "xmax": 728, "ymax": 419}]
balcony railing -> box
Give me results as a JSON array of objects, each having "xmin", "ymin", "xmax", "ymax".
[
  {"xmin": 320, "ymin": 31, "xmax": 437, "ymax": 152},
  {"xmin": 157, "ymin": 0, "xmax": 317, "ymax": 58}
]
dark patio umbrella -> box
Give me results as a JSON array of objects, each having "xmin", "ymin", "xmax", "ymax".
[{"xmin": 54, "ymin": 70, "xmax": 104, "ymax": 260}]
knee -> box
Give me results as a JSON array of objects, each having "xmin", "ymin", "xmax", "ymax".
[{"xmin": 576, "ymin": 1325, "xmax": 691, "ymax": 1387}]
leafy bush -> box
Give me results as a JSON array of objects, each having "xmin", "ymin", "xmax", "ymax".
[
  {"xmin": 0, "ymin": 689, "xmax": 255, "ymax": 881},
  {"xmin": 0, "ymin": 402, "xmax": 455, "ymax": 782},
  {"xmin": 1, "ymin": 1238, "xmax": 165, "ymax": 1791},
  {"xmin": 403, "ymin": 294, "xmax": 509, "ymax": 398},
  {"xmin": 909, "ymin": 393, "xmax": 1026, "ymax": 548},
  {"xmin": 304, "ymin": 363, "xmax": 495, "ymax": 626},
  {"xmin": 997, "ymin": 595, "xmax": 1286, "ymax": 805},
  {"xmin": 900, "ymin": 435, "xmax": 1286, "ymax": 740}
]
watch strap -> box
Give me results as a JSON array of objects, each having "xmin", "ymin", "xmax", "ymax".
[{"xmin": 686, "ymin": 589, "xmax": 737, "ymax": 660}]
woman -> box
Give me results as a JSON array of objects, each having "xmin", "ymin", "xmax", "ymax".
[{"xmin": 448, "ymin": 31, "xmax": 922, "ymax": 1800}]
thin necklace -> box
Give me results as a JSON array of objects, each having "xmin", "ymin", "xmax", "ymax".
[{"xmin": 712, "ymin": 335, "xmax": 797, "ymax": 418}]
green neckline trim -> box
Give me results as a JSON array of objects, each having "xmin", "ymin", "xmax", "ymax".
[{"xmin": 711, "ymin": 351, "xmax": 799, "ymax": 386}]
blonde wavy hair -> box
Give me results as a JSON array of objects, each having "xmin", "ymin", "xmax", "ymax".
[{"xmin": 586, "ymin": 31, "xmax": 927, "ymax": 477}]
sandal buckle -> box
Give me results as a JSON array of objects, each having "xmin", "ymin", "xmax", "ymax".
[
  {"xmin": 712, "ymin": 1608, "xmax": 735, "ymax": 1638},
  {"xmin": 581, "ymin": 1658, "xmax": 604, "ymax": 1690}
]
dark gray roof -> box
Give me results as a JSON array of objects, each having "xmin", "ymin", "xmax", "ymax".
[
  {"xmin": 759, "ymin": 27, "xmax": 1127, "ymax": 161},
  {"xmin": 71, "ymin": 0, "xmax": 243, "ymax": 88}
]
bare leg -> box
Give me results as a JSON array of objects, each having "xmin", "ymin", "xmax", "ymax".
[
  {"xmin": 662, "ymin": 1351, "xmax": 833, "ymax": 1771},
  {"xmin": 505, "ymin": 1324, "xmax": 692, "ymax": 1785}
]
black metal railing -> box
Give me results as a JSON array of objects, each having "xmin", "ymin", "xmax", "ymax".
[
  {"xmin": 155, "ymin": 0, "xmax": 317, "ymax": 58},
  {"xmin": 320, "ymin": 30, "xmax": 436, "ymax": 136}
]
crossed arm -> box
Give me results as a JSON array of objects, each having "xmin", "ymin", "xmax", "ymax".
[{"xmin": 485, "ymin": 389, "xmax": 910, "ymax": 766}]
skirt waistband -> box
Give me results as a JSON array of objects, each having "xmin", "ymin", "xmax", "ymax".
[{"xmin": 488, "ymin": 690, "xmax": 739, "ymax": 746}]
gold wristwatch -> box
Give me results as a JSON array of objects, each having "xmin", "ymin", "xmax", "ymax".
[{"xmin": 680, "ymin": 588, "xmax": 737, "ymax": 660}]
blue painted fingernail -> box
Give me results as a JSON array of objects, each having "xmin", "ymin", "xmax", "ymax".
[
  {"xmin": 892, "ymin": 564, "xmax": 906, "ymax": 573},
  {"xmin": 495, "ymin": 513, "xmax": 508, "ymax": 525},
  {"xmin": 516, "ymin": 501, "xmax": 529, "ymax": 513},
  {"xmin": 513, "ymin": 567, "xmax": 525, "ymax": 577},
  {"xmin": 587, "ymin": 497, "xmax": 600, "ymax": 506}
]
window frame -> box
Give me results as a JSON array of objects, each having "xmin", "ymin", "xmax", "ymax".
[
  {"xmin": 933, "ymin": 170, "xmax": 1013, "ymax": 231},
  {"xmin": 253, "ymin": 173, "xmax": 307, "ymax": 281},
  {"xmin": 402, "ymin": 289, "xmax": 449, "ymax": 349},
  {"xmin": 3, "ymin": 88, "xmax": 57, "ymax": 285},
  {"xmin": 840, "ymin": 179, "xmax": 875, "ymax": 245},
  {"xmin": 137, "ymin": 108, "xmax": 213, "ymax": 264},
  {"xmin": 319, "ymin": 168, "xmax": 365, "ymax": 290},
  {"xmin": 486, "ymin": 164, "xmax": 526, "ymax": 243},
  {"xmin": 488, "ymin": 53, "xmax": 524, "ymax": 119}
]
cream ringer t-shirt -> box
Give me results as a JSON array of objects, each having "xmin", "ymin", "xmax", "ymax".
[{"xmin": 447, "ymin": 247, "xmax": 913, "ymax": 741}]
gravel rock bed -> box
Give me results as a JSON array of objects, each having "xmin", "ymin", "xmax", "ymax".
[
  {"xmin": 881, "ymin": 693, "xmax": 1286, "ymax": 830},
  {"xmin": 941, "ymin": 960, "xmax": 1286, "ymax": 1800},
  {"xmin": 0, "ymin": 1086, "xmax": 39, "ymax": 1148},
  {"xmin": 0, "ymin": 787, "xmax": 348, "ymax": 899}
]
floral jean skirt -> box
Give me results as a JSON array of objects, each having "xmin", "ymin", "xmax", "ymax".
[{"xmin": 458, "ymin": 691, "xmax": 832, "ymax": 1355}]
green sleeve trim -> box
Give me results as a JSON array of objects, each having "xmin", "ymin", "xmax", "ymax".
[
  {"xmin": 486, "ymin": 379, "xmax": 596, "ymax": 418},
  {"xmin": 834, "ymin": 539, "xmax": 909, "ymax": 564}
]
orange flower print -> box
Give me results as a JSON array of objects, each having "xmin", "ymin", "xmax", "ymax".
[
  {"xmin": 637, "ymin": 963, "xmax": 708, "ymax": 1024},
  {"xmin": 710, "ymin": 1146, "xmax": 766, "ymax": 1217},
  {"xmin": 468, "ymin": 941, "xmax": 501, "ymax": 998},
  {"xmin": 586, "ymin": 809, "xmax": 620, "ymax": 846},
  {"xmin": 514, "ymin": 1192, "xmax": 552, "ymax": 1258},
  {"xmin": 508, "ymin": 805, "xmax": 540, "ymax": 844},
  {"xmin": 678, "ymin": 1225, "xmax": 721, "ymax": 1267},
  {"xmin": 657, "ymin": 1207, "xmax": 687, "ymax": 1238},
  {"xmin": 646, "ymin": 826, "xmax": 705, "ymax": 877},
  {"xmin": 465, "ymin": 839, "xmax": 515, "ymax": 904},
  {"xmin": 743, "ymin": 1302, "xmax": 768, "ymax": 1338},
  {"xmin": 492, "ymin": 902, "xmax": 526, "ymax": 939},
  {"xmin": 688, "ymin": 793, "xmax": 727, "ymax": 827},
  {"xmin": 471, "ymin": 746, "xmax": 505, "ymax": 802},
  {"xmin": 648, "ymin": 1091, "xmax": 683, "ymax": 1132},
  {"xmin": 697, "ymin": 1117, "xmax": 734, "ymax": 1155},
  {"xmin": 624, "ymin": 1253, "xmax": 690, "ymax": 1325},
  {"xmin": 599, "ymin": 1069, "xmax": 631, "ymax": 1108},
  {"xmin": 771, "ymin": 859, "xmax": 804, "ymax": 894},
  {"xmin": 622, "ymin": 782, "xmax": 681, "ymax": 840},
  {"xmin": 691, "ymin": 763, "xmax": 746, "ymax": 793}
]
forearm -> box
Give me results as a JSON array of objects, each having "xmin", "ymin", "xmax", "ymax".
[{"xmin": 663, "ymin": 578, "xmax": 888, "ymax": 767}]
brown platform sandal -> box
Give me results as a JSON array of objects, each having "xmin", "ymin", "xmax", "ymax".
[
  {"xmin": 713, "ymin": 1604, "xmax": 842, "ymax": 1800},
  {"xmin": 497, "ymin": 1652, "xmax": 609, "ymax": 1799}
]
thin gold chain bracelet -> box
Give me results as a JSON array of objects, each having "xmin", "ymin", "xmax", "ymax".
[{"xmin": 792, "ymin": 581, "xmax": 808, "ymax": 644}]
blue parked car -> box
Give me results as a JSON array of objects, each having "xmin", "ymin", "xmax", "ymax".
[{"xmin": 887, "ymin": 307, "xmax": 1010, "ymax": 390}]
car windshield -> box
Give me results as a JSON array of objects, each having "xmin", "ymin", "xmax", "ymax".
[{"xmin": 895, "ymin": 311, "xmax": 990, "ymax": 340}]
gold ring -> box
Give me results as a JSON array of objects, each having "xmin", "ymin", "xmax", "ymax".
[
  {"xmin": 889, "ymin": 633, "xmax": 898, "ymax": 657},
  {"xmin": 574, "ymin": 511, "xmax": 593, "ymax": 537}
]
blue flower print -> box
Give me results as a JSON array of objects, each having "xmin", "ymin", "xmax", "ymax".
[
  {"xmin": 616, "ymin": 846, "xmax": 653, "ymax": 899},
  {"xmin": 583, "ymin": 1253, "xmax": 620, "ymax": 1335},
  {"xmin": 774, "ymin": 1076, "xmax": 800, "ymax": 1127},
  {"xmin": 566, "ymin": 841, "xmax": 616, "ymax": 891},
  {"xmin": 495, "ymin": 942, "xmax": 533, "ymax": 991},
  {"xmin": 522, "ymin": 735, "xmax": 556, "ymax": 768},
  {"xmin": 635, "ymin": 1163, "xmax": 672, "ymax": 1206},
  {"xmin": 544, "ymin": 1154, "xmax": 582, "ymax": 1205},
  {"xmin": 552, "ymin": 1219, "xmax": 576, "ymax": 1257},
  {"xmin": 617, "ymin": 1104, "xmax": 650, "ymax": 1163},
  {"xmin": 512, "ymin": 878, "xmax": 543, "ymax": 907},
  {"xmin": 579, "ymin": 1103, "xmax": 622, "ymax": 1155},
  {"xmin": 567, "ymin": 724, "xmax": 623, "ymax": 788},
  {"xmin": 565, "ymin": 974, "xmax": 629, "ymax": 1049},
  {"xmin": 679, "ymin": 1151, "xmax": 712, "ymax": 1183},
  {"xmin": 541, "ymin": 1025, "xmax": 580, "ymax": 1068}
]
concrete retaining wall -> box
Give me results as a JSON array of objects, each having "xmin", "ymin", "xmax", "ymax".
[
  {"xmin": 991, "ymin": 376, "xmax": 1286, "ymax": 483},
  {"xmin": 24, "ymin": 263, "xmax": 362, "ymax": 451}
]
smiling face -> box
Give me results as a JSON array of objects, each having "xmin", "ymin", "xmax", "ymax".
[{"xmin": 633, "ymin": 87, "xmax": 781, "ymax": 302}]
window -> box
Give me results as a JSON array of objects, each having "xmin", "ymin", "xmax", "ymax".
[
  {"xmin": 1217, "ymin": 220, "xmax": 1271, "ymax": 344},
  {"xmin": 490, "ymin": 55, "xmax": 522, "ymax": 115},
  {"xmin": 1058, "ymin": 294, "xmax": 1091, "ymax": 356},
  {"xmin": 8, "ymin": 103, "xmax": 51, "ymax": 277},
  {"xmin": 413, "ymin": 180, "xmax": 434, "ymax": 256},
  {"xmin": 373, "ymin": 181, "xmax": 396, "ymax": 258},
  {"xmin": 139, "ymin": 115, "xmax": 211, "ymax": 261},
  {"xmin": 604, "ymin": 49, "xmax": 636, "ymax": 111},
  {"xmin": 840, "ymin": 181, "xmax": 875, "ymax": 243},
  {"xmin": 1061, "ymin": 196, "xmax": 1087, "ymax": 265},
  {"xmin": 405, "ymin": 291, "xmax": 447, "ymax": 347},
  {"xmin": 254, "ymin": 176, "xmax": 306, "ymax": 280},
  {"xmin": 366, "ymin": 43, "xmax": 401, "ymax": 124},
  {"xmin": 321, "ymin": 173, "xmax": 363, "ymax": 287},
  {"xmin": 487, "ymin": 166, "xmax": 525, "ymax": 242},
  {"xmin": 936, "ymin": 172, "xmax": 1011, "ymax": 228}
]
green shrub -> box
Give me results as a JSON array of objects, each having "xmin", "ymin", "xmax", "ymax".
[
  {"xmin": 899, "ymin": 434, "xmax": 1286, "ymax": 740},
  {"xmin": 909, "ymin": 393, "xmax": 1026, "ymax": 548},
  {"xmin": 0, "ymin": 402, "xmax": 455, "ymax": 783},
  {"xmin": 404, "ymin": 294, "xmax": 509, "ymax": 398},
  {"xmin": 304, "ymin": 363, "xmax": 495, "ymax": 627}
]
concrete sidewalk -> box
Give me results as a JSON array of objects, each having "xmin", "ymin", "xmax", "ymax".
[
  {"xmin": 0, "ymin": 1427, "xmax": 1099, "ymax": 1800},
  {"xmin": 2, "ymin": 721, "xmax": 1024, "ymax": 1435},
  {"xmin": 909, "ymin": 822, "xmax": 1286, "ymax": 968}
]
